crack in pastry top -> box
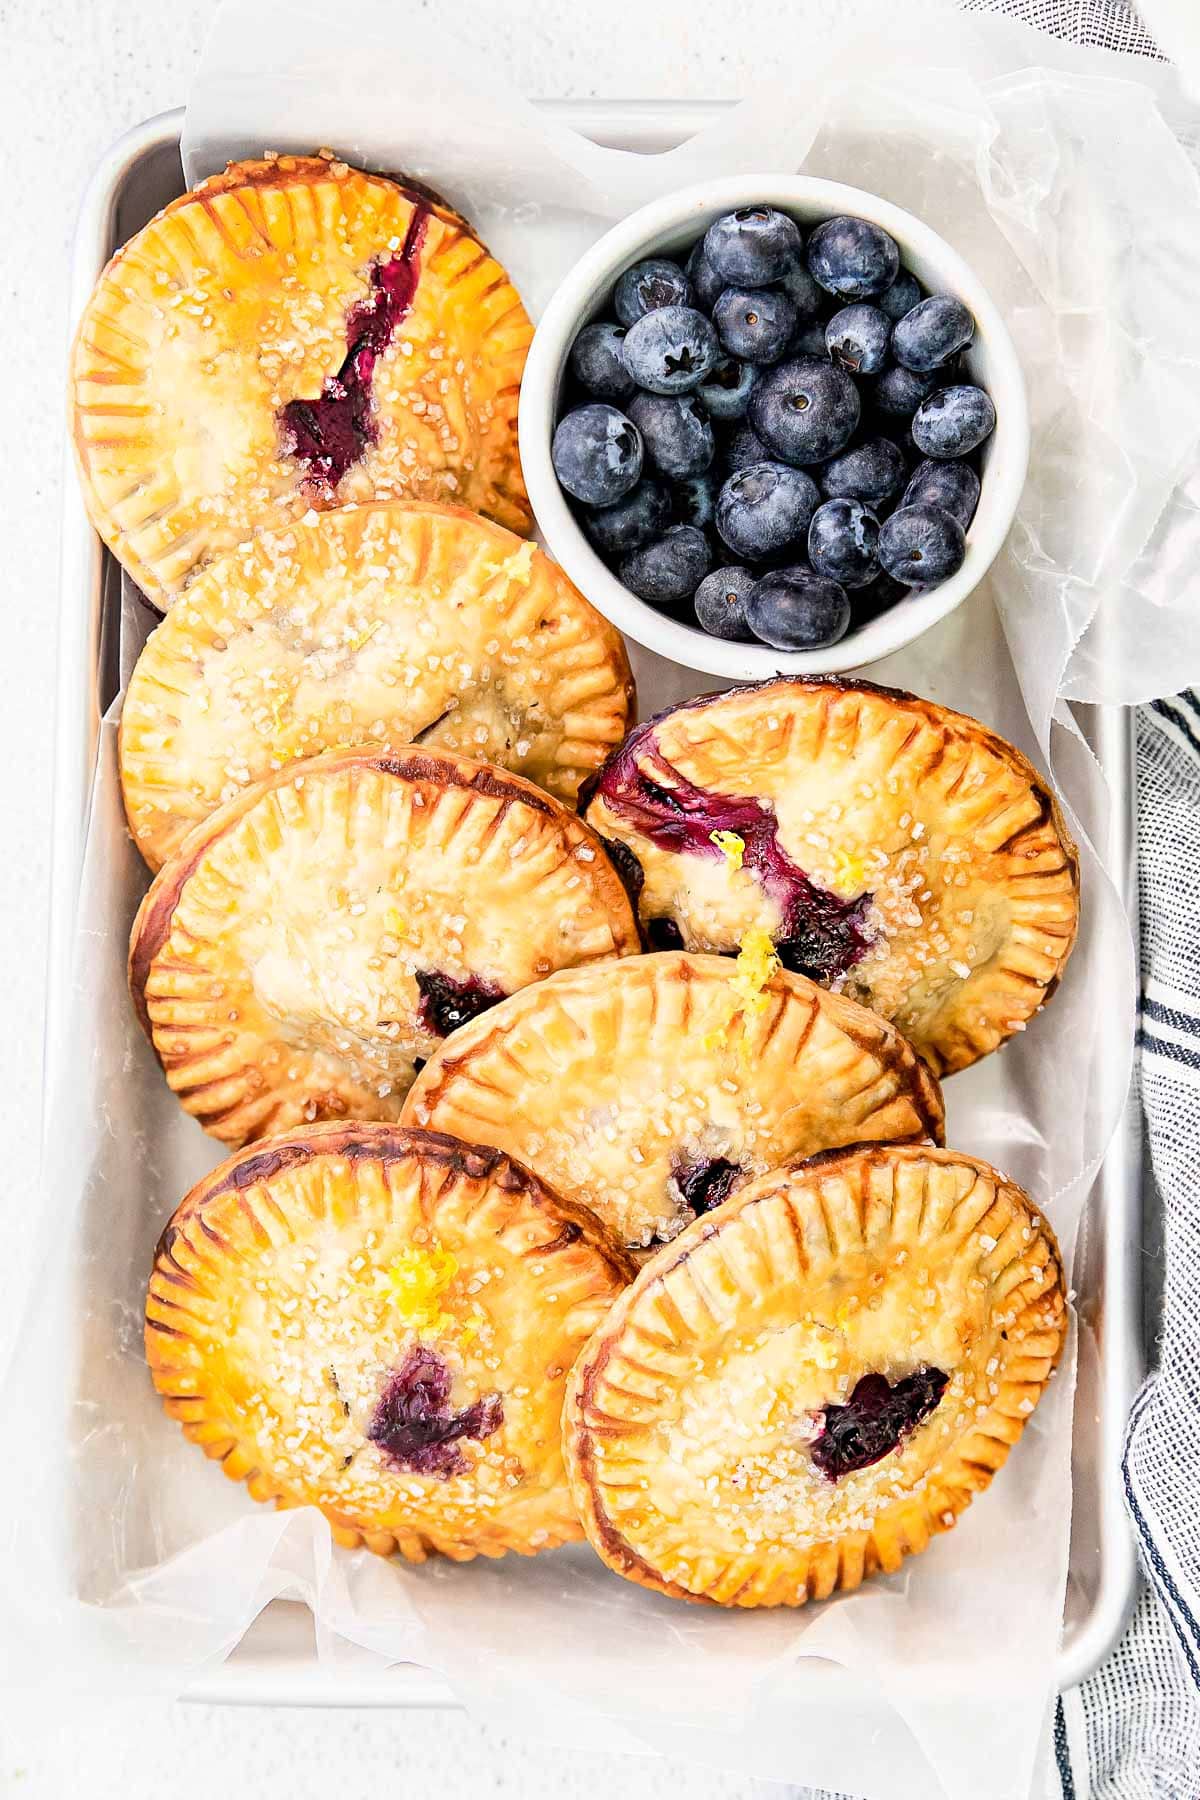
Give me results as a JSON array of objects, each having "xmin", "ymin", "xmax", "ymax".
[
  {"xmin": 591, "ymin": 717, "xmax": 875, "ymax": 984},
  {"xmin": 278, "ymin": 201, "xmax": 431, "ymax": 494}
]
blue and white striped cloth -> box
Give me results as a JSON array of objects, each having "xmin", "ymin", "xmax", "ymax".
[{"xmin": 1048, "ymin": 697, "xmax": 1200, "ymax": 1797}]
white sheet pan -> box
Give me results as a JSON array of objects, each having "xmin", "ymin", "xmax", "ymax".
[{"xmin": 49, "ymin": 101, "xmax": 1143, "ymax": 1706}]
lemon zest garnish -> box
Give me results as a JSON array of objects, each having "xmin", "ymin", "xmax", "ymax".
[
  {"xmin": 383, "ymin": 908, "xmax": 413, "ymax": 943},
  {"xmin": 709, "ymin": 829, "xmax": 745, "ymax": 871},
  {"xmin": 703, "ymin": 928, "xmax": 781, "ymax": 1063},
  {"xmin": 729, "ymin": 926, "xmax": 781, "ymax": 1017},
  {"xmin": 383, "ymin": 1245, "xmax": 459, "ymax": 1336},
  {"xmin": 828, "ymin": 848, "xmax": 868, "ymax": 899},
  {"xmin": 348, "ymin": 619, "xmax": 383, "ymax": 652}
]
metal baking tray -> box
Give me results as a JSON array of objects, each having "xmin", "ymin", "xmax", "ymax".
[{"xmin": 52, "ymin": 102, "xmax": 1142, "ymax": 1706}]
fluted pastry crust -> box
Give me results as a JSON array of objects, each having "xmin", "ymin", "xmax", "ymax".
[
  {"xmin": 118, "ymin": 499, "xmax": 634, "ymax": 869},
  {"xmin": 582, "ymin": 678, "xmax": 1079, "ymax": 1075},
  {"xmin": 404, "ymin": 951, "xmax": 944, "ymax": 1253},
  {"xmin": 564, "ymin": 1143, "xmax": 1066, "ymax": 1606},
  {"xmin": 129, "ymin": 746, "xmax": 640, "ymax": 1147},
  {"xmin": 146, "ymin": 1123, "xmax": 633, "ymax": 1561},
  {"xmin": 71, "ymin": 153, "xmax": 532, "ymax": 606}
]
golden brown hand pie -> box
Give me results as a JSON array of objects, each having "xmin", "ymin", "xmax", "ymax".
[
  {"xmin": 582, "ymin": 677, "xmax": 1079, "ymax": 1076},
  {"xmin": 119, "ymin": 499, "xmax": 634, "ymax": 870},
  {"xmin": 403, "ymin": 948, "xmax": 944, "ymax": 1254},
  {"xmin": 71, "ymin": 152, "xmax": 532, "ymax": 607},
  {"xmin": 146, "ymin": 1123, "xmax": 633, "ymax": 1561},
  {"xmin": 564, "ymin": 1142, "xmax": 1066, "ymax": 1607},
  {"xmin": 129, "ymin": 746, "xmax": 640, "ymax": 1148}
]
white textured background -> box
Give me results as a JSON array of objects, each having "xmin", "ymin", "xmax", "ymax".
[{"xmin": 0, "ymin": 0, "xmax": 856, "ymax": 1792}]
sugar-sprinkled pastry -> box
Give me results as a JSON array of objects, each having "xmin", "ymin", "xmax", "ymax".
[
  {"xmin": 129, "ymin": 746, "xmax": 640, "ymax": 1147},
  {"xmin": 71, "ymin": 153, "xmax": 532, "ymax": 607},
  {"xmin": 582, "ymin": 677, "xmax": 1079, "ymax": 1075},
  {"xmin": 404, "ymin": 948, "xmax": 944, "ymax": 1253},
  {"xmin": 119, "ymin": 500, "xmax": 634, "ymax": 869},
  {"xmin": 146, "ymin": 1123, "xmax": 633, "ymax": 1561},
  {"xmin": 564, "ymin": 1142, "xmax": 1066, "ymax": 1607}
]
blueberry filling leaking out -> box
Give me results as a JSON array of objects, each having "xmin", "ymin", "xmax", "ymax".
[
  {"xmin": 595, "ymin": 725, "xmax": 874, "ymax": 983},
  {"xmin": 279, "ymin": 202, "xmax": 430, "ymax": 492},
  {"xmin": 366, "ymin": 1343, "xmax": 503, "ymax": 1479},
  {"xmin": 672, "ymin": 1153, "xmax": 743, "ymax": 1219},
  {"xmin": 415, "ymin": 969, "xmax": 505, "ymax": 1038},
  {"xmin": 810, "ymin": 1368, "xmax": 948, "ymax": 1482}
]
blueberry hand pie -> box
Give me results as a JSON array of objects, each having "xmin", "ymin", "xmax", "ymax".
[
  {"xmin": 404, "ymin": 948, "xmax": 944, "ymax": 1253},
  {"xmin": 119, "ymin": 500, "xmax": 634, "ymax": 869},
  {"xmin": 71, "ymin": 153, "xmax": 532, "ymax": 607},
  {"xmin": 564, "ymin": 1142, "xmax": 1065, "ymax": 1607},
  {"xmin": 129, "ymin": 746, "xmax": 640, "ymax": 1147},
  {"xmin": 582, "ymin": 677, "xmax": 1079, "ymax": 1075},
  {"xmin": 146, "ymin": 1123, "xmax": 632, "ymax": 1561}
]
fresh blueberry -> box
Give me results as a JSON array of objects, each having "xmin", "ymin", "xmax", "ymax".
[
  {"xmin": 745, "ymin": 564, "xmax": 851, "ymax": 649},
  {"xmin": 891, "ymin": 295, "xmax": 974, "ymax": 372},
  {"xmin": 911, "ymin": 385, "xmax": 996, "ymax": 458},
  {"xmin": 628, "ymin": 392, "xmax": 714, "ymax": 479},
  {"xmin": 713, "ymin": 287, "xmax": 797, "ymax": 364},
  {"xmin": 552, "ymin": 403, "xmax": 642, "ymax": 505},
  {"xmin": 808, "ymin": 498, "xmax": 881, "ymax": 588},
  {"xmin": 749, "ymin": 356, "xmax": 860, "ymax": 466},
  {"xmin": 806, "ymin": 216, "xmax": 900, "ymax": 300},
  {"xmin": 778, "ymin": 259, "xmax": 826, "ymax": 318},
  {"xmin": 820, "ymin": 436, "xmax": 906, "ymax": 505},
  {"xmin": 614, "ymin": 257, "xmax": 693, "ymax": 326},
  {"xmin": 568, "ymin": 322, "xmax": 634, "ymax": 400},
  {"xmin": 694, "ymin": 566, "xmax": 756, "ymax": 640},
  {"xmin": 620, "ymin": 524, "xmax": 711, "ymax": 603},
  {"xmin": 873, "ymin": 363, "xmax": 938, "ymax": 419},
  {"xmin": 879, "ymin": 270, "xmax": 922, "ymax": 322},
  {"xmin": 580, "ymin": 478, "xmax": 672, "ymax": 555},
  {"xmin": 902, "ymin": 458, "xmax": 980, "ymax": 529},
  {"xmin": 825, "ymin": 304, "xmax": 891, "ymax": 376},
  {"xmin": 672, "ymin": 471, "xmax": 718, "ymax": 529},
  {"xmin": 703, "ymin": 206, "xmax": 804, "ymax": 288},
  {"xmin": 715, "ymin": 461, "xmax": 820, "ymax": 559},
  {"xmin": 621, "ymin": 305, "xmax": 719, "ymax": 395},
  {"xmin": 686, "ymin": 240, "xmax": 726, "ymax": 312},
  {"xmin": 725, "ymin": 423, "xmax": 772, "ymax": 473},
  {"xmin": 878, "ymin": 504, "xmax": 966, "ymax": 584},
  {"xmin": 696, "ymin": 357, "xmax": 759, "ymax": 420},
  {"xmin": 790, "ymin": 317, "xmax": 830, "ymax": 358}
]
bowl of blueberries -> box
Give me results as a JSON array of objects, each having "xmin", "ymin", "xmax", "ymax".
[{"xmin": 518, "ymin": 175, "xmax": 1028, "ymax": 678}]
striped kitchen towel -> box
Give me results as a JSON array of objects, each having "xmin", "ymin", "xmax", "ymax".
[{"xmin": 1051, "ymin": 697, "xmax": 1200, "ymax": 1796}]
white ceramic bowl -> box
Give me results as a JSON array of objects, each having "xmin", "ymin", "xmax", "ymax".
[{"xmin": 519, "ymin": 174, "xmax": 1029, "ymax": 681}]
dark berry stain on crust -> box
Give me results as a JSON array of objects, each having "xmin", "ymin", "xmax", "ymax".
[
  {"xmin": 367, "ymin": 1343, "xmax": 503, "ymax": 1478},
  {"xmin": 415, "ymin": 969, "xmax": 506, "ymax": 1037},
  {"xmin": 810, "ymin": 1367, "xmax": 948, "ymax": 1481},
  {"xmin": 592, "ymin": 718, "xmax": 874, "ymax": 984},
  {"xmin": 671, "ymin": 1153, "xmax": 743, "ymax": 1221},
  {"xmin": 279, "ymin": 202, "xmax": 430, "ymax": 492}
]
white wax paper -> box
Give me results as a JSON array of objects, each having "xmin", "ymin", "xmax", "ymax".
[{"xmin": 6, "ymin": 2, "xmax": 1200, "ymax": 1795}]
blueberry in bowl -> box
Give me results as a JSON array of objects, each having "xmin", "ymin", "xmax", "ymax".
[{"xmin": 521, "ymin": 175, "xmax": 1027, "ymax": 677}]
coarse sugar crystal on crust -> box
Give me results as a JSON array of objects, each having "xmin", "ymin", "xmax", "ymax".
[
  {"xmin": 119, "ymin": 499, "xmax": 634, "ymax": 870},
  {"xmin": 403, "ymin": 949, "xmax": 945, "ymax": 1254},
  {"xmin": 563, "ymin": 1142, "xmax": 1066, "ymax": 1607},
  {"xmin": 145, "ymin": 1122, "xmax": 633, "ymax": 1562},
  {"xmin": 71, "ymin": 153, "xmax": 533, "ymax": 608},
  {"xmin": 129, "ymin": 745, "xmax": 641, "ymax": 1148},
  {"xmin": 582, "ymin": 676, "xmax": 1080, "ymax": 1076}
]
